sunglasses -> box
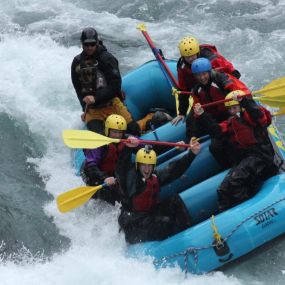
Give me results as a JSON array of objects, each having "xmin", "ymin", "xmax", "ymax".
[{"xmin": 84, "ymin": 42, "xmax": 96, "ymax": 47}]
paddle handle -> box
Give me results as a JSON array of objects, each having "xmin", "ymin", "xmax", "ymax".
[{"xmin": 139, "ymin": 26, "xmax": 180, "ymax": 88}]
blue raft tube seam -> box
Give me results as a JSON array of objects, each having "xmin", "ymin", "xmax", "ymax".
[{"xmin": 153, "ymin": 195, "xmax": 285, "ymax": 276}]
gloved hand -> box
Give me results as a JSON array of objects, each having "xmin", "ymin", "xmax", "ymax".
[{"xmin": 193, "ymin": 103, "xmax": 204, "ymax": 116}]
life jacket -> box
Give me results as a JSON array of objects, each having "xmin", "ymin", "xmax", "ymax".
[
  {"xmin": 132, "ymin": 175, "xmax": 160, "ymax": 212},
  {"xmin": 177, "ymin": 44, "xmax": 238, "ymax": 91},
  {"xmin": 193, "ymin": 85, "xmax": 229, "ymax": 119},
  {"xmin": 200, "ymin": 44, "xmax": 236, "ymax": 75},
  {"xmin": 211, "ymin": 72, "xmax": 249, "ymax": 94},
  {"xmin": 177, "ymin": 58, "xmax": 197, "ymax": 91},
  {"xmin": 99, "ymin": 142, "xmax": 125, "ymax": 176},
  {"xmin": 227, "ymin": 109, "xmax": 271, "ymax": 148},
  {"xmin": 75, "ymin": 57, "xmax": 107, "ymax": 96}
]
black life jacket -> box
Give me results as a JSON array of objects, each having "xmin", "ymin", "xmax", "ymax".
[{"xmin": 75, "ymin": 57, "xmax": 107, "ymax": 96}]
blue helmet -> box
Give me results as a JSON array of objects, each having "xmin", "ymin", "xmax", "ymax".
[{"xmin": 191, "ymin": 58, "xmax": 212, "ymax": 74}]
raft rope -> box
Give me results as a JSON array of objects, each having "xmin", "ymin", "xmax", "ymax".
[
  {"xmin": 211, "ymin": 215, "xmax": 223, "ymax": 248},
  {"xmin": 153, "ymin": 195, "xmax": 285, "ymax": 277}
]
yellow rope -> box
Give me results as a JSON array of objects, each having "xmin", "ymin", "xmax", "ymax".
[{"xmin": 211, "ymin": 215, "xmax": 223, "ymax": 247}]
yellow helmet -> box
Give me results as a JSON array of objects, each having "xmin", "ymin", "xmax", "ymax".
[
  {"xmin": 224, "ymin": 90, "xmax": 245, "ymax": 108},
  {"xmin": 104, "ymin": 114, "xmax": 127, "ymax": 136},
  {"xmin": 178, "ymin": 36, "xmax": 200, "ymax": 57},
  {"xmin": 136, "ymin": 147, "xmax": 157, "ymax": 169}
]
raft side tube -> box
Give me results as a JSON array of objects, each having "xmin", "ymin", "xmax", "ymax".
[
  {"xmin": 128, "ymin": 174, "xmax": 285, "ymax": 274},
  {"xmin": 123, "ymin": 60, "xmax": 177, "ymax": 120}
]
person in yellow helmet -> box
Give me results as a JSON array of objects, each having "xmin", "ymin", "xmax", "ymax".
[
  {"xmin": 71, "ymin": 27, "xmax": 140, "ymax": 136},
  {"xmin": 115, "ymin": 137, "xmax": 201, "ymax": 244},
  {"xmin": 172, "ymin": 36, "xmax": 241, "ymax": 126},
  {"xmin": 193, "ymin": 91, "xmax": 278, "ymax": 211},
  {"xmin": 81, "ymin": 114, "xmax": 137, "ymax": 205}
]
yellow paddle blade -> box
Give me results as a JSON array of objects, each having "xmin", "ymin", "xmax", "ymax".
[
  {"xmin": 62, "ymin": 130, "xmax": 120, "ymax": 149},
  {"xmin": 254, "ymin": 96, "xmax": 285, "ymax": 108},
  {"xmin": 57, "ymin": 185, "xmax": 104, "ymax": 213},
  {"xmin": 272, "ymin": 108, "xmax": 285, "ymax": 116},
  {"xmin": 253, "ymin": 77, "xmax": 285, "ymax": 97}
]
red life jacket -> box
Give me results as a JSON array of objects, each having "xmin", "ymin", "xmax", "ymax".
[
  {"xmin": 193, "ymin": 85, "xmax": 229, "ymax": 119},
  {"xmin": 177, "ymin": 60, "xmax": 196, "ymax": 90},
  {"xmin": 221, "ymin": 73, "xmax": 250, "ymax": 94},
  {"xmin": 226, "ymin": 109, "xmax": 271, "ymax": 148},
  {"xmin": 193, "ymin": 71, "xmax": 250, "ymax": 118},
  {"xmin": 132, "ymin": 175, "xmax": 160, "ymax": 212},
  {"xmin": 99, "ymin": 142, "xmax": 125, "ymax": 176},
  {"xmin": 200, "ymin": 44, "xmax": 236, "ymax": 75},
  {"xmin": 177, "ymin": 44, "xmax": 237, "ymax": 91},
  {"xmin": 229, "ymin": 116, "xmax": 258, "ymax": 148}
]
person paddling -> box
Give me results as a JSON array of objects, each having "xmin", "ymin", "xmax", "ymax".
[
  {"xmin": 115, "ymin": 137, "xmax": 201, "ymax": 244},
  {"xmin": 193, "ymin": 90, "xmax": 279, "ymax": 212},
  {"xmin": 185, "ymin": 57, "xmax": 251, "ymax": 168},
  {"xmin": 81, "ymin": 114, "xmax": 137, "ymax": 205},
  {"xmin": 172, "ymin": 36, "xmax": 241, "ymax": 125}
]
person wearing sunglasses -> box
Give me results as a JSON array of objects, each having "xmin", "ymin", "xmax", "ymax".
[{"xmin": 71, "ymin": 27, "xmax": 140, "ymax": 135}]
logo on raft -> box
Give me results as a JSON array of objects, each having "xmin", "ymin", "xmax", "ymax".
[{"xmin": 254, "ymin": 208, "xmax": 278, "ymax": 228}]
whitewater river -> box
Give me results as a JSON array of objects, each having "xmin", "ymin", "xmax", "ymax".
[{"xmin": 0, "ymin": 0, "xmax": 285, "ymax": 284}]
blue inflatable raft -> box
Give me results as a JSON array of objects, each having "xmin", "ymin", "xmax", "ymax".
[{"xmin": 74, "ymin": 60, "xmax": 285, "ymax": 274}]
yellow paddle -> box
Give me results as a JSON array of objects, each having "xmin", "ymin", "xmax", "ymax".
[
  {"xmin": 57, "ymin": 183, "xmax": 106, "ymax": 213},
  {"xmin": 175, "ymin": 76, "xmax": 285, "ymax": 108},
  {"xmin": 272, "ymin": 108, "xmax": 285, "ymax": 116},
  {"xmin": 62, "ymin": 130, "xmax": 196, "ymax": 149},
  {"xmin": 62, "ymin": 130, "xmax": 120, "ymax": 149}
]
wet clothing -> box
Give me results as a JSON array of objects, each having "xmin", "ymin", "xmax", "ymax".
[
  {"xmin": 177, "ymin": 44, "xmax": 240, "ymax": 116},
  {"xmin": 137, "ymin": 108, "xmax": 174, "ymax": 133},
  {"xmin": 198, "ymin": 98, "xmax": 278, "ymax": 211},
  {"xmin": 71, "ymin": 44, "xmax": 122, "ymax": 111},
  {"xmin": 116, "ymin": 147, "xmax": 196, "ymax": 243},
  {"xmin": 71, "ymin": 45, "xmax": 139, "ymax": 134},
  {"xmin": 186, "ymin": 70, "xmax": 250, "ymax": 140},
  {"xmin": 118, "ymin": 195, "xmax": 190, "ymax": 244},
  {"xmin": 81, "ymin": 142, "xmax": 126, "ymax": 205}
]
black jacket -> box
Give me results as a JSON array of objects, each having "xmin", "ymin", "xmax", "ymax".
[
  {"xmin": 71, "ymin": 45, "xmax": 122, "ymax": 111},
  {"xmin": 115, "ymin": 147, "xmax": 196, "ymax": 210}
]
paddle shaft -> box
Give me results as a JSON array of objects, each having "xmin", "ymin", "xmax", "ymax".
[
  {"xmin": 82, "ymin": 104, "xmax": 89, "ymax": 121},
  {"xmin": 121, "ymin": 138, "xmax": 198, "ymax": 148},
  {"xmin": 178, "ymin": 79, "xmax": 285, "ymax": 97},
  {"xmin": 140, "ymin": 29, "xmax": 180, "ymax": 88},
  {"xmin": 201, "ymin": 93, "xmax": 252, "ymax": 108}
]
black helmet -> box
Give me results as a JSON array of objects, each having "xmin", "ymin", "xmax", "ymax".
[{"xmin": 80, "ymin": 27, "xmax": 98, "ymax": 43}]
